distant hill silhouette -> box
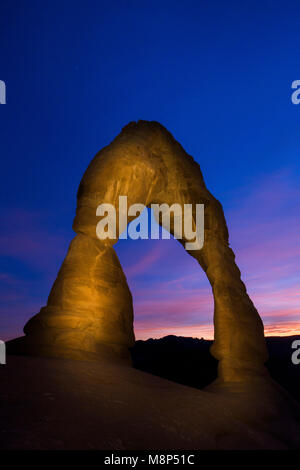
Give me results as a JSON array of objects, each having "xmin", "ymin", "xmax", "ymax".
[{"xmin": 131, "ymin": 335, "xmax": 300, "ymax": 401}]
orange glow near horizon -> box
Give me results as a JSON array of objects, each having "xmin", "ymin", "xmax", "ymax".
[{"xmin": 134, "ymin": 321, "xmax": 300, "ymax": 341}]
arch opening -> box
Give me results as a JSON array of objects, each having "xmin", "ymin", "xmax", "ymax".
[{"xmin": 115, "ymin": 207, "xmax": 214, "ymax": 342}]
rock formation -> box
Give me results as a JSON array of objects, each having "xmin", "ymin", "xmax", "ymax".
[{"xmin": 16, "ymin": 121, "xmax": 268, "ymax": 382}]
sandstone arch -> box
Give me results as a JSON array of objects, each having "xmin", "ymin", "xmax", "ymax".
[{"xmin": 20, "ymin": 121, "xmax": 268, "ymax": 382}]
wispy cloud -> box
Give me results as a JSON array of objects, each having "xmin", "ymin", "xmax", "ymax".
[
  {"xmin": 0, "ymin": 208, "xmax": 71, "ymax": 339},
  {"xmin": 0, "ymin": 208, "xmax": 70, "ymax": 272}
]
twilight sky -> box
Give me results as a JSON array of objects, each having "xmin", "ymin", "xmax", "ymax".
[{"xmin": 1, "ymin": 0, "xmax": 300, "ymax": 341}]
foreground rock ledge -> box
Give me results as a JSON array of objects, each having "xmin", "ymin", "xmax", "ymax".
[{"xmin": 1, "ymin": 355, "xmax": 300, "ymax": 450}]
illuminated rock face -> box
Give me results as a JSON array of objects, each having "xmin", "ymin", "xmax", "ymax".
[{"xmin": 22, "ymin": 121, "xmax": 268, "ymax": 381}]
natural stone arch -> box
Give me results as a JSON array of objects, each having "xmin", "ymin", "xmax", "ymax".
[{"xmin": 20, "ymin": 121, "xmax": 268, "ymax": 382}]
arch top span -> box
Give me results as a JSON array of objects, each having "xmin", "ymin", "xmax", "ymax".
[
  {"xmin": 73, "ymin": 121, "xmax": 224, "ymax": 243},
  {"xmin": 20, "ymin": 121, "xmax": 268, "ymax": 382}
]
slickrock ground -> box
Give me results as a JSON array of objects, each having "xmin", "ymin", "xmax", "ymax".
[{"xmin": 1, "ymin": 354, "xmax": 300, "ymax": 450}]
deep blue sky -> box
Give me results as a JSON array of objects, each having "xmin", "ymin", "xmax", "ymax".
[{"xmin": 1, "ymin": 0, "xmax": 300, "ymax": 340}]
